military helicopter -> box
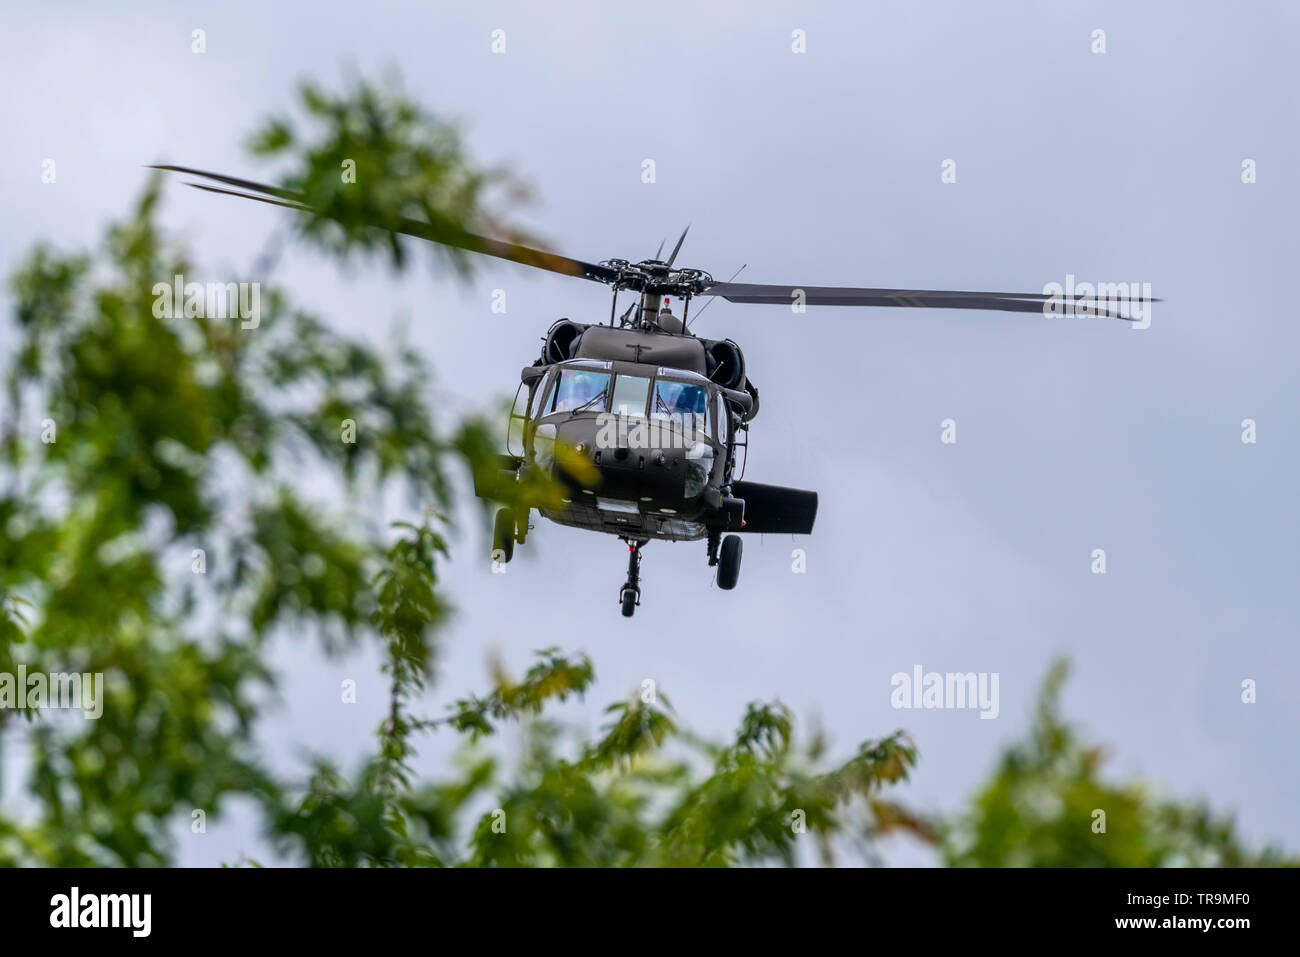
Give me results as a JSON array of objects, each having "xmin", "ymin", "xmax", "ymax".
[{"xmin": 153, "ymin": 165, "xmax": 1141, "ymax": 616}]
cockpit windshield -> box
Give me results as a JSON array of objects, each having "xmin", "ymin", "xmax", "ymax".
[
  {"xmin": 549, "ymin": 368, "xmax": 610, "ymax": 414},
  {"xmin": 611, "ymin": 375, "xmax": 651, "ymax": 417},
  {"xmin": 652, "ymin": 379, "xmax": 710, "ymax": 434}
]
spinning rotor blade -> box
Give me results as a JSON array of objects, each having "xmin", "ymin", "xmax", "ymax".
[
  {"xmin": 698, "ymin": 281, "xmax": 1155, "ymax": 321},
  {"xmin": 152, "ymin": 166, "xmax": 1153, "ymax": 321},
  {"xmin": 185, "ymin": 182, "xmax": 314, "ymax": 213},
  {"xmin": 149, "ymin": 164, "xmax": 620, "ymax": 284},
  {"xmin": 665, "ymin": 224, "xmax": 690, "ymax": 267}
]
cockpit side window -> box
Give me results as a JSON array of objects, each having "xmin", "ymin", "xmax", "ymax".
[
  {"xmin": 530, "ymin": 372, "xmax": 554, "ymax": 419},
  {"xmin": 653, "ymin": 379, "xmax": 710, "ymax": 436},
  {"xmin": 549, "ymin": 369, "xmax": 610, "ymax": 414}
]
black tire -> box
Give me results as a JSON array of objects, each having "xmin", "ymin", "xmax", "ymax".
[
  {"xmin": 717, "ymin": 534, "xmax": 742, "ymax": 590},
  {"xmin": 621, "ymin": 589, "xmax": 637, "ymax": 617},
  {"xmin": 493, "ymin": 507, "xmax": 515, "ymax": 564}
]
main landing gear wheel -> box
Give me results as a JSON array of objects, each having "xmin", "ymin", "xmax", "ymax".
[
  {"xmin": 621, "ymin": 588, "xmax": 637, "ymax": 617},
  {"xmin": 717, "ymin": 534, "xmax": 742, "ymax": 590},
  {"xmin": 493, "ymin": 507, "xmax": 515, "ymax": 564}
]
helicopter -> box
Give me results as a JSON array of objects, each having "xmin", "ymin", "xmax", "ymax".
[{"xmin": 152, "ymin": 165, "xmax": 1143, "ymax": 616}]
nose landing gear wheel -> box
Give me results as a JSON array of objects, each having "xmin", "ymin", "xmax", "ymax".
[
  {"xmin": 717, "ymin": 534, "xmax": 742, "ymax": 590},
  {"xmin": 618, "ymin": 539, "xmax": 645, "ymax": 617},
  {"xmin": 493, "ymin": 507, "xmax": 515, "ymax": 564}
]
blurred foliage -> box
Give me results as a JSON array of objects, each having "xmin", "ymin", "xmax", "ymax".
[
  {"xmin": 247, "ymin": 77, "xmax": 537, "ymax": 274},
  {"xmin": 939, "ymin": 660, "xmax": 1296, "ymax": 867},
  {"xmin": 270, "ymin": 646, "xmax": 924, "ymax": 868},
  {"xmin": 0, "ymin": 77, "xmax": 1291, "ymax": 867}
]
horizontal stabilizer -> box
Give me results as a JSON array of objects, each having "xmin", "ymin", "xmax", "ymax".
[
  {"xmin": 473, "ymin": 454, "xmax": 523, "ymax": 499},
  {"xmin": 732, "ymin": 481, "xmax": 817, "ymax": 535}
]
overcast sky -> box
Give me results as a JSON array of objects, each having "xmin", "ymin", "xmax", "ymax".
[{"xmin": 2, "ymin": 0, "xmax": 1297, "ymax": 865}]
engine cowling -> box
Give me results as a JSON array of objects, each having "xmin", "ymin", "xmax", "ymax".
[
  {"xmin": 704, "ymin": 338, "xmax": 746, "ymax": 390},
  {"xmin": 742, "ymin": 377, "xmax": 759, "ymax": 421},
  {"xmin": 543, "ymin": 320, "xmax": 587, "ymax": 364}
]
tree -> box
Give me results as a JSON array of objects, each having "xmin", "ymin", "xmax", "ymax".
[{"xmin": 939, "ymin": 660, "xmax": 1295, "ymax": 867}]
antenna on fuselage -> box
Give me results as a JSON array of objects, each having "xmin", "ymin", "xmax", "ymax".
[{"xmin": 686, "ymin": 264, "xmax": 747, "ymax": 331}]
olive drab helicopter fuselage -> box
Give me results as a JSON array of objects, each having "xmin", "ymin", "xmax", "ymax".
[{"xmin": 152, "ymin": 165, "xmax": 1147, "ymax": 617}]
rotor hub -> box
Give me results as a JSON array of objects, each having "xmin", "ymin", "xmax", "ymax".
[{"xmin": 601, "ymin": 258, "xmax": 714, "ymax": 299}]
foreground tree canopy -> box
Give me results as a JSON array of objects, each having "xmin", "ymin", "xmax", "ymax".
[{"xmin": 0, "ymin": 79, "xmax": 1290, "ymax": 866}]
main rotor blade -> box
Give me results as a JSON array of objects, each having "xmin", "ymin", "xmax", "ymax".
[
  {"xmin": 185, "ymin": 182, "xmax": 314, "ymax": 213},
  {"xmin": 666, "ymin": 224, "xmax": 690, "ymax": 267},
  {"xmin": 150, "ymin": 164, "xmax": 620, "ymax": 284},
  {"xmin": 698, "ymin": 281, "xmax": 1156, "ymax": 321}
]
